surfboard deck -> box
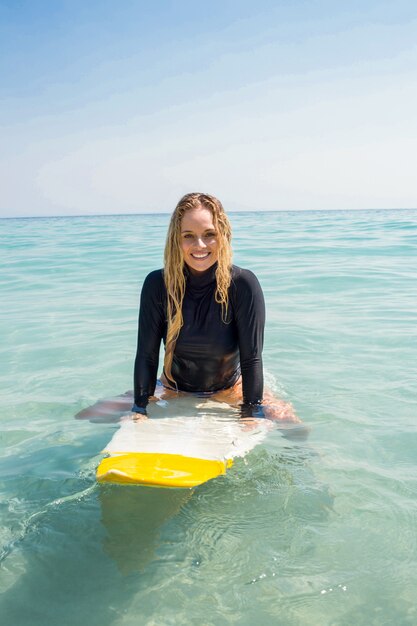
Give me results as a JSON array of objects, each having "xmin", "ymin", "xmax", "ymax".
[{"xmin": 96, "ymin": 401, "xmax": 271, "ymax": 488}]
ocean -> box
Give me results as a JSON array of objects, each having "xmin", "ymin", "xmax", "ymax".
[{"xmin": 1, "ymin": 209, "xmax": 416, "ymax": 625}]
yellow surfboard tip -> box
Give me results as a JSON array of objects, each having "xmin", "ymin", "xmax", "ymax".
[{"xmin": 96, "ymin": 452, "xmax": 233, "ymax": 488}]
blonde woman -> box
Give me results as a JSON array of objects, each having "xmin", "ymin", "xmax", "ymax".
[
  {"xmin": 130, "ymin": 193, "xmax": 300, "ymax": 424},
  {"xmin": 77, "ymin": 193, "xmax": 301, "ymax": 425}
]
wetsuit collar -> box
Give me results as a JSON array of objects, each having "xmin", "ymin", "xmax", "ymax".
[{"xmin": 184, "ymin": 262, "xmax": 218, "ymax": 289}]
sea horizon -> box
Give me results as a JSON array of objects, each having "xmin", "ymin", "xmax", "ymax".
[{"xmin": 1, "ymin": 206, "xmax": 417, "ymax": 221}]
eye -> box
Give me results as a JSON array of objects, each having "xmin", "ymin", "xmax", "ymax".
[
  {"xmin": 183, "ymin": 233, "xmax": 194, "ymax": 239},
  {"xmin": 204, "ymin": 232, "xmax": 217, "ymax": 238}
]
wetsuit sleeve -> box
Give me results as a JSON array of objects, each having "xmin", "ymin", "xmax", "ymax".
[
  {"xmin": 233, "ymin": 269, "xmax": 265, "ymax": 412},
  {"xmin": 133, "ymin": 270, "xmax": 166, "ymax": 412}
]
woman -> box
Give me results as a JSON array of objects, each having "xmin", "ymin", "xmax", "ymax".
[
  {"xmin": 77, "ymin": 192, "xmax": 300, "ymax": 425},
  {"xmin": 129, "ymin": 192, "xmax": 300, "ymax": 424}
]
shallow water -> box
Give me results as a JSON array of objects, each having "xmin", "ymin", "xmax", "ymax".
[{"xmin": 1, "ymin": 209, "xmax": 416, "ymax": 625}]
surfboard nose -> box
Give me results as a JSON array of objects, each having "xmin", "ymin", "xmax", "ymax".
[{"xmin": 96, "ymin": 452, "xmax": 233, "ymax": 488}]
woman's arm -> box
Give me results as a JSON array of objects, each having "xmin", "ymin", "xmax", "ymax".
[
  {"xmin": 132, "ymin": 270, "xmax": 166, "ymax": 413},
  {"xmin": 232, "ymin": 268, "xmax": 265, "ymax": 414},
  {"xmin": 231, "ymin": 268, "xmax": 304, "ymax": 430}
]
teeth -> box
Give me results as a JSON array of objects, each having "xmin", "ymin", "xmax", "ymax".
[{"xmin": 192, "ymin": 253, "xmax": 209, "ymax": 258}]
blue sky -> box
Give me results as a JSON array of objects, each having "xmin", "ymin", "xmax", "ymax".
[{"xmin": 1, "ymin": 0, "xmax": 417, "ymax": 216}]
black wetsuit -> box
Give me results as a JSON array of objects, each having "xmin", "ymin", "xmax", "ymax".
[{"xmin": 132, "ymin": 264, "xmax": 265, "ymax": 414}]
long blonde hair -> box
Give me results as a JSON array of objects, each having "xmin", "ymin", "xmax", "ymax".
[{"xmin": 163, "ymin": 192, "xmax": 232, "ymax": 384}]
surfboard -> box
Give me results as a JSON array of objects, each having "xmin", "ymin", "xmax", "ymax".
[{"xmin": 96, "ymin": 400, "xmax": 271, "ymax": 488}]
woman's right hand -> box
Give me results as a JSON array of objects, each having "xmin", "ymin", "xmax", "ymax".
[{"xmin": 121, "ymin": 411, "xmax": 148, "ymax": 422}]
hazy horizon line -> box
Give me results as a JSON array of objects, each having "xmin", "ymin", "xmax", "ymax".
[{"xmin": 2, "ymin": 207, "xmax": 416, "ymax": 220}]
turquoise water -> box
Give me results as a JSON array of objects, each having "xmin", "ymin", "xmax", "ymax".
[{"xmin": 1, "ymin": 209, "xmax": 416, "ymax": 625}]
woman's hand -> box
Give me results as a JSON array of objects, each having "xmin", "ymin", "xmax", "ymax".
[{"xmin": 121, "ymin": 411, "xmax": 148, "ymax": 423}]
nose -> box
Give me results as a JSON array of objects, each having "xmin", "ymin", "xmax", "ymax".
[{"xmin": 195, "ymin": 237, "xmax": 208, "ymax": 248}]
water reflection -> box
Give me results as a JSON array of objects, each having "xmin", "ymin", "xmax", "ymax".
[{"xmin": 99, "ymin": 484, "xmax": 192, "ymax": 575}]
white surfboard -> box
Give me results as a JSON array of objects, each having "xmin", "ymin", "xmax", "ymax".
[{"xmin": 96, "ymin": 400, "xmax": 272, "ymax": 488}]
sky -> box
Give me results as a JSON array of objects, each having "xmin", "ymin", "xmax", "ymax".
[{"xmin": 1, "ymin": 0, "xmax": 417, "ymax": 217}]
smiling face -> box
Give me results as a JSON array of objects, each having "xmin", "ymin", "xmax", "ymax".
[{"xmin": 180, "ymin": 206, "xmax": 218, "ymax": 274}]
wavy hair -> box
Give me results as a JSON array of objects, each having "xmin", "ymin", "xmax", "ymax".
[{"xmin": 163, "ymin": 192, "xmax": 232, "ymax": 384}]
